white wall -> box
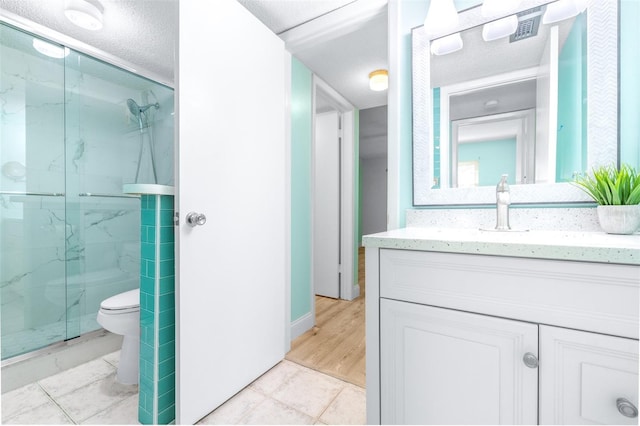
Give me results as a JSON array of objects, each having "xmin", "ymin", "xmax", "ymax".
[
  {"xmin": 361, "ymin": 156, "xmax": 387, "ymax": 237},
  {"xmin": 359, "ymin": 105, "xmax": 388, "ymax": 239}
]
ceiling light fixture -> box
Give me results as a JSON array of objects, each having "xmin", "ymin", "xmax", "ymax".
[
  {"xmin": 542, "ymin": 0, "xmax": 588, "ymax": 25},
  {"xmin": 369, "ymin": 69, "xmax": 388, "ymax": 91},
  {"xmin": 32, "ymin": 38, "xmax": 69, "ymax": 59},
  {"xmin": 482, "ymin": 15, "xmax": 519, "ymax": 41},
  {"xmin": 424, "ymin": 0, "xmax": 459, "ymax": 39},
  {"xmin": 64, "ymin": 0, "xmax": 104, "ymax": 31},
  {"xmin": 430, "ymin": 33, "xmax": 463, "ymax": 56}
]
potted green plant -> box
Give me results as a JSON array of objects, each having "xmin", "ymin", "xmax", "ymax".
[{"xmin": 573, "ymin": 164, "xmax": 640, "ymax": 234}]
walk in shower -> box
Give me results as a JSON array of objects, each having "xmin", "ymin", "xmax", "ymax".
[{"xmin": 0, "ymin": 23, "xmax": 174, "ymax": 360}]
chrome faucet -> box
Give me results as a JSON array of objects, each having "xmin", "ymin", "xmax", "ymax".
[{"xmin": 495, "ymin": 174, "xmax": 511, "ymax": 231}]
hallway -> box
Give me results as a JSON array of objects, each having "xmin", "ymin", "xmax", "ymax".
[{"xmin": 286, "ymin": 248, "xmax": 366, "ymax": 388}]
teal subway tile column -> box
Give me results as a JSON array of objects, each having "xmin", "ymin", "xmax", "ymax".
[{"xmin": 123, "ymin": 184, "xmax": 175, "ymax": 425}]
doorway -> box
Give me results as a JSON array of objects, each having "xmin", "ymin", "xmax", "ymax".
[{"xmin": 312, "ymin": 76, "xmax": 357, "ymax": 304}]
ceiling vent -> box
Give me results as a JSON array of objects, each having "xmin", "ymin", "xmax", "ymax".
[{"xmin": 510, "ymin": 6, "xmax": 542, "ymax": 42}]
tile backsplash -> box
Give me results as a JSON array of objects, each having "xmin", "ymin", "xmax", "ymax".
[{"xmin": 406, "ymin": 207, "xmax": 601, "ymax": 232}]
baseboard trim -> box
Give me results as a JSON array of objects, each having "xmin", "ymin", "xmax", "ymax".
[{"xmin": 290, "ymin": 312, "xmax": 314, "ymax": 340}]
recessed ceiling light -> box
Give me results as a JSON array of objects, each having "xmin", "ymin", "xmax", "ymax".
[
  {"xmin": 65, "ymin": 0, "xmax": 104, "ymax": 31},
  {"xmin": 32, "ymin": 38, "xmax": 69, "ymax": 58}
]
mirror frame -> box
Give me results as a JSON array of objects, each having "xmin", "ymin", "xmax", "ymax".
[{"xmin": 412, "ymin": 0, "xmax": 618, "ymax": 205}]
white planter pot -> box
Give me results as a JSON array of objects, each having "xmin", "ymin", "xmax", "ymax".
[{"xmin": 596, "ymin": 205, "xmax": 640, "ymax": 235}]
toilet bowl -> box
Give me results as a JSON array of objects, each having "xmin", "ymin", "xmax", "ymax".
[{"xmin": 97, "ymin": 288, "xmax": 140, "ymax": 385}]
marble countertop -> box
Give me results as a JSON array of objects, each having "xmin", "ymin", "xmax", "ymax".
[{"xmin": 362, "ymin": 227, "xmax": 640, "ymax": 265}]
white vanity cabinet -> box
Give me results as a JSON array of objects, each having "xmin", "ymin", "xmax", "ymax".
[
  {"xmin": 539, "ymin": 326, "xmax": 639, "ymax": 425},
  {"xmin": 380, "ymin": 299, "xmax": 539, "ymax": 424},
  {"xmin": 365, "ymin": 238, "xmax": 640, "ymax": 425}
]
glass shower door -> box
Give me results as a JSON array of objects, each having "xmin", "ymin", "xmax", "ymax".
[{"xmin": 0, "ymin": 24, "xmax": 67, "ymax": 359}]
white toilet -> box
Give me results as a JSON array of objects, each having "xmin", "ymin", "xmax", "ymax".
[{"xmin": 97, "ymin": 288, "xmax": 140, "ymax": 385}]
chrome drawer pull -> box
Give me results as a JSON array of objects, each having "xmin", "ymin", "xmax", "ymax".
[{"xmin": 617, "ymin": 398, "xmax": 638, "ymax": 418}]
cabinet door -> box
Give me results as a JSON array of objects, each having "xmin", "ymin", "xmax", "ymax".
[
  {"xmin": 539, "ymin": 325, "xmax": 639, "ymax": 425},
  {"xmin": 380, "ymin": 299, "xmax": 538, "ymax": 424}
]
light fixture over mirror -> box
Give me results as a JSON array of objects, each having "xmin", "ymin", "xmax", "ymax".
[
  {"xmin": 431, "ymin": 33, "xmax": 464, "ymax": 55},
  {"xmin": 482, "ymin": 15, "xmax": 518, "ymax": 41},
  {"xmin": 424, "ymin": 0, "xmax": 459, "ymax": 38},
  {"xmin": 64, "ymin": 0, "xmax": 104, "ymax": 31},
  {"xmin": 542, "ymin": 0, "xmax": 588, "ymax": 24}
]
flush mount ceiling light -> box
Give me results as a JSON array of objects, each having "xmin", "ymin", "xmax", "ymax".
[
  {"xmin": 542, "ymin": 0, "xmax": 588, "ymax": 24},
  {"xmin": 424, "ymin": 0, "xmax": 459, "ymax": 39},
  {"xmin": 32, "ymin": 38, "xmax": 69, "ymax": 58},
  {"xmin": 430, "ymin": 33, "xmax": 463, "ymax": 56},
  {"xmin": 64, "ymin": 0, "xmax": 104, "ymax": 31},
  {"xmin": 369, "ymin": 69, "xmax": 388, "ymax": 91},
  {"xmin": 482, "ymin": 15, "xmax": 519, "ymax": 41}
]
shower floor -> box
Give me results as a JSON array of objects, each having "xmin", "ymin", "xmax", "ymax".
[{"xmin": 2, "ymin": 313, "xmax": 101, "ymax": 361}]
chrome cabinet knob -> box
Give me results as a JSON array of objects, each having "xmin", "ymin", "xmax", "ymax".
[
  {"xmin": 522, "ymin": 352, "xmax": 538, "ymax": 368},
  {"xmin": 186, "ymin": 212, "xmax": 207, "ymax": 227},
  {"xmin": 617, "ymin": 398, "xmax": 638, "ymax": 418}
]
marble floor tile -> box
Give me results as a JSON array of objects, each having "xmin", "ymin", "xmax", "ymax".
[
  {"xmin": 82, "ymin": 392, "xmax": 139, "ymax": 425},
  {"xmin": 319, "ymin": 384, "xmax": 366, "ymax": 425},
  {"xmin": 102, "ymin": 350, "xmax": 120, "ymax": 368},
  {"xmin": 271, "ymin": 368, "xmax": 345, "ymax": 418},
  {"xmin": 54, "ymin": 373, "xmax": 138, "ymax": 423},
  {"xmin": 1, "ymin": 355, "xmax": 365, "ymax": 425},
  {"xmin": 1, "ymin": 382, "xmax": 52, "ymax": 421},
  {"xmin": 2, "ymin": 399, "xmax": 74, "ymax": 425},
  {"xmin": 250, "ymin": 359, "xmax": 304, "ymax": 396},
  {"xmin": 198, "ymin": 387, "xmax": 266, "ymax": 425},
  {"xmin": 238, "ymin": 397, "xmax": 314, "ymax": 425},
  {"xmin": 38, "ymin": 358, "xmax": 116, "ymax": 398}
]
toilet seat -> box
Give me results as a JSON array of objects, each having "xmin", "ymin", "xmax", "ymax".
[{"xmin": 100, "ymin": 288, "xmax": 139, "ymax": 314}]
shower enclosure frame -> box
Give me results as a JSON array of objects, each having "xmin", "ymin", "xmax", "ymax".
[{"xmin": 0, "ymin": 13, "xmax": 175, "ymax": 366}]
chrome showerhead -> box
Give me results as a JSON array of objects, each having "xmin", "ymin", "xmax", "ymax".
[{"xmin": 127, "ymin": 98, "xmax": 159, "ymax": 117}]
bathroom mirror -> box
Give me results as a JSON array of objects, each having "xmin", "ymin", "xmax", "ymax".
[{"xmin": 412, "ymin": 0, "xmax": 618, "ymax": 205}]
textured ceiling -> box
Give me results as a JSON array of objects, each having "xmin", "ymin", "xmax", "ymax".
[
  {"xmin": 237, "ymin": 0, "xmax": 357, "ymax": 34},
  {"xmin": 0, "ymin": 0, "xmax": 388, "ymax": 110},
  {"xmin": 239, "ymin": 0, "xmax": 388, "ymax": 110},
  {"xmin": 0, "ymin": 0, "xmax": 176, "ymax": 86},
  {"xmin": 293, "ymin": 9, "xmax": 388, "ymax": 110}
]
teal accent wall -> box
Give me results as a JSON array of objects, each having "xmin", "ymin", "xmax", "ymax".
[
  {"xmin": 620, "ymin": 0, "xmax": 640, "ymax": 170},
  {"xmin": 290, "ymin": 58, "xmax": 313, "ymax": 322},
  {"xmin": 139, "ymin": 194, "xmax": 175, "ymax": 425},
  {"xmin": 556, "ymin": 13, "xmax": 587, "ymax": 182},
  {"xmin": 458, "ymin": 138, "xmax": 517, "ymax": 186},
  {"xmin": 432, "ymin": 88, "xmax": 441, "ymax": 188}
]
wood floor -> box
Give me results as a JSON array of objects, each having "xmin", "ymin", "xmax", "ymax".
[{"xmin": 285, "ymin": 247, "xmax": 366, "ymax": 388}]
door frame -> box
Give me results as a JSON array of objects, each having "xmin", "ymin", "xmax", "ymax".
[{"xmin": 311, "ymin": 75, "xmax": 357, "ymax": 309}]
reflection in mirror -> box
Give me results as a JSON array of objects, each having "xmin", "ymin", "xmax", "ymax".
[
  {"xmin": 431, "ymin": 8, "xmax": 584, "ymax": 189},
  {"xmin": 412, "ymin": 0, "xmax": 618, "ymax": 206}
]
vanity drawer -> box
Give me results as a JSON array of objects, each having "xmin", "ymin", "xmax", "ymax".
[{"xmin": 379, "ymin": 249, "xmax": 640, "ymax": 339}]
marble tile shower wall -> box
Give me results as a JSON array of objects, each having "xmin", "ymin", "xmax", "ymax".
[{"xmin": 0, "ymin": 25, "xmax": 174, "ymax": 360}]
